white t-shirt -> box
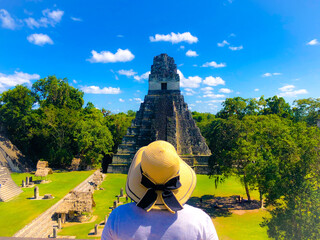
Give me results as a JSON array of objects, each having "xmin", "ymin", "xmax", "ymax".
[{"xmin": 102, "ymin": 203, "xmax": 219, "ymax": 240}]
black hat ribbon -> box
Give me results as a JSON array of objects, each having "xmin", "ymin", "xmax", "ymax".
[{"xmin": 136, "ymin": 167, "xmax": 183, "ymax": 213}]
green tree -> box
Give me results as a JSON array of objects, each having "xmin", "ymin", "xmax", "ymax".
[
  {"xmin": 203, "ymin": 117, "xmax": 256, "ymax": 199},
  {"xmin": 0, "ymin": 85, "xmax": 35, "ymax": 151},
  {"xmin": 293, "ymin": 98, "xmax": 320, "ymax": 126},
  {"xmin": 39, "ymin": 106, "xmax": 79, "ymax": 167},
  {"xmin": 216, "ymin": 97, "xmax": 264, "ymax": 119},
  {"xmin": 104, "ymin": 110, "xmax": 135, "ymax": 153},
  {"xmin": 260, "ymin": 122, "xmax": 320, "ymax": 239},
  {"xmin": 32, "ymin": 75, "xmax": 84, "ymax": 110},
  {"xmin": 192, "ymin": 111, "xmax": 215, "ymax": 133},
  {"xmin": 75, "ymin": 103, "xmax": 114, "ymax": 167},
  {"xmin": 261, "ymin": 96, "xmax": 293, "ymax": 118}
]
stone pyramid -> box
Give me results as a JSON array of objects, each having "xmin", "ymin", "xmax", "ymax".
[{"xmin": 108, "ymin": 54, "xmax": 211, "ymax": 174}]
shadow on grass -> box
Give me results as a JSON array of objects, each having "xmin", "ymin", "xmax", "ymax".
[{"xmin": 187, "ymin": 195, "xmax": 261, "ymax": 218}]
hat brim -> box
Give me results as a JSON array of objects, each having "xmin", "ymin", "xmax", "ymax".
[{"xmin": 126, "ymin": 147, "xmax": 197, "ymax": 210}]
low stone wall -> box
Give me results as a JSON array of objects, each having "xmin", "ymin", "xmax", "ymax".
[{"xmin": 108, "ymin": 154, "xmax": 210, "ymax": 174}]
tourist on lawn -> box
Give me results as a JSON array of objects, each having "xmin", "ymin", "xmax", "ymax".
[{"xmin": 102, "ymin": 140, "xmax": 218, "ymax": 240}]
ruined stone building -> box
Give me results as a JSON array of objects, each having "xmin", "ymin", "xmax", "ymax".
[{"xmin": 108, "ymin": 54, "xmax": 211, "ymax": 174}]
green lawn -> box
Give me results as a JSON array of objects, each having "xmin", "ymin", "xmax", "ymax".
[
  {"xmin": 213, "ymin": 209, "xmax": 269, "ymax": 240},
  {"xmin": 193, "ymin": 175, "xmax": 260, "ymax": 200},
  {"xmin": 0, "ymin": 170, "xmax": 94, "ymax": 237},
  {"xmin": 59, "ymin": 174, "xmax": 269, "ymax": 239}
]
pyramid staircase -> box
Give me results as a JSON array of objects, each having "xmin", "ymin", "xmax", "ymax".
[{"xmin": 0, "ymin": 166, "xmax": 23, "ymax": 202}]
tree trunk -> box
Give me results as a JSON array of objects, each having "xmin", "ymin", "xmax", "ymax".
[
  {"xmin": 259, "ymin": 188, "xmax": 263, "ymax": 208},
  {"xmin": 243, "ymin": 174, "xmax": 251, "ymax": 202}
]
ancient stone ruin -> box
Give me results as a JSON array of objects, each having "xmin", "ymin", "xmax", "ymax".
[
  {"xmin": 55, "ymin": 190, "xmax": 96, "ymax": 223},
  {"xmin": 109, "ymin": 53, "xmax": 211, "ymax": 174},
  {"xmin": 35, "ymin": 160, "xmax": 53, "ymax": 180},
  {"xmin": 70, "ymin": 158, "xmax": 81, "ymax": 171},
  {"xmin": 0, "ymin": 166, "xmax": 23, "ymax": 202}
]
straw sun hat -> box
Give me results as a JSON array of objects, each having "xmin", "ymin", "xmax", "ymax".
[{"xmin": 126, "ymin": 140, "xmax": 197, "ymax": 214}]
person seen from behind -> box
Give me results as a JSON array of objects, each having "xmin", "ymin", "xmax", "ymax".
[{"xmin": 102, "ymin": 140, "xmax": 219, "ymax": 240}]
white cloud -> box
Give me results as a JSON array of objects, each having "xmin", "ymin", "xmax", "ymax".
[
  {"xmin": 178, "ymin": 70, "xmax": 202, "ymax": 88},
  {"xmin": 71, "ymin": 17, "xmax": 82, "ymax": 22},
  {"xmin": 217, "ymin": 40, "xmax": 229, "ymax": 47},
  {"xmin": 279, "ymin": 85, "xmax": 295, "ymax": 92},
  {"xmin": 184, "ymin": 88, "xmax": 196, "ymax": 96},
  {"xmin": 201, "ymin": 87, "xmax": 214, "ymax": 91},
  {"xmin": 307, "ymin": 39, "xmax": 319, "ymax": 46},
  {"xmin": 73, "ymin": 79, "xmax": 77, "ymax": 84},
  {"xmin": 263, "ymin": 72, "xmax": 282, "ymax": 77},
  {"xmin": 206, "ymin": 100, "xmax": 225, "ymax": 103},
  {"xmin": 278, "ymin": 84, "xmax": 308, "ymax": 97},
  {"xmin": 186, "ymin": 50, "xmax": 198, "ymax": 57},
  {"xmin": 196, "ymin": 100, "xmax": 202, "ymax": 103},
  {"xmin": 229, "ymin": 33, "xmax": 236, "ymax": 37},
  {"xmin": 0, "ymin": 9, "xmax": 16, "ymax": 29},
  {"xmin": 25, "ymin": 9, "xmax": 64, "ymax": 29},
  {"xmin": 202, "ymin": 61, "xmax": 226, "ymax": 68},
  {"xmin": 81, "ymin": 86, "xmax": 121, "ymax": 94},
  {"xmin": 149, "ymin": 32, "xmax": 198, "ymax": 44},
  {"xmin": 203, "ymin": 93, "xmax": 226, "ymax": 98},
  {"xmin": 229, "ymin": 45, "xmax": 243, "ymax": 51},
  {"xmin": 134, "ymin": 71, "xmax": 150, "ymax": 82},
  {"xmin": 117, "ymin": 34, "xmax": 124, "ymax": 38},
  {"xmin": 134, "ymin": 98, "xmax": 143, "ymax": 103},
  {"xmin": 203, "ymin": 76, "xmax": 225, "ymax": 86},
  {"xmin": 0, "ymin": 71, "xmax": 40, "ymax": 91},
  {"xmin": 119, "ymin": 98, "xmax": 125, "ymax": 102},
  {"xmin": 254, "ymin": 88, "xmax": 259, "ymax": 92},
  {"xmin": 263, "ymin": 73, "xmax": 272, "ymax": 77},
  {"xmin": 180, "ymin": 45, "xmax": 185, "ymax": 49},
  {"xmin": 87, "ymin": 49, "xmax": 135, "ymax": 63},
  {"xmin": 27, "ymin": 33, "xmax": 53, "ymax": 46},
  {"xmin": 279, "ymin": 89, "xmax": 308, "ymax": 97},
  {"xmin": 219, "ymin": 88, "xmax": 232, "ymax": 93},
  {"xmin": 118, "ymin": 69, "xmax": 137, "ymax": 77},
  {"xmin": 43, "ymin": 9, "xmax": 64, "ymax": 22}
]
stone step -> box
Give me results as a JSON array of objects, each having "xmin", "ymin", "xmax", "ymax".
[
  {"xmin": 0, "ymin": 186, "xmax": 23, "ymax": 201},
  {"xmin": 0, "ymin": 169, "xmax": 23, "ymax": 202}
]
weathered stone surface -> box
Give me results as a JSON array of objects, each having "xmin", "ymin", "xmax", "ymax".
[
  {"xmin": 109, "ymin": 54, "xmax": 211, "ymax": 174},
  {"xmin": 34, "ymin": 186, "xmax": 39, "ymax": 199},
  {"xmin": 43, "ymin": 194, "xmax": 53, "ymax": 199}
]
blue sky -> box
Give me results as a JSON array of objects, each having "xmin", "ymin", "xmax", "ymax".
[{"xmin": 0, "ymin": 0, "xmax": 320, "ymax": 113}]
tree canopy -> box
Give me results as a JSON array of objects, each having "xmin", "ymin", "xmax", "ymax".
[{"xmin": 0, "ymin": 76, "xmax": 134, "ymax": 169}]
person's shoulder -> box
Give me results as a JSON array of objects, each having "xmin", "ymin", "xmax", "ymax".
[
  {"xmin": 109, "ymin": 202, "xmax": 136, "ymax": 216},
  {"xmin": 182, "ymin": 204, "xmax": 211, "ymax": 219}
]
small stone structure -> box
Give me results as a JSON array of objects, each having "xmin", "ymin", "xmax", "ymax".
[
  {"xmin": 70, "ymin": 158, "xmax": 81, "ymax": 171},
  {"xmin": 35, "ymin": 160, "xmax": 53, "ymax": 179},
  {"xmin": 43, "ymin": 194, "xmax": 53, "ymax": 199},
  {"xmin": 55, "ymin": 191, "xmax": 96, "ymax": 223},
  {"xmin": 109, "ymin": 54, "xmax": 211, "ymax": 174},
  {"xmin": 34, "ymin": 186, "xmax": 39, "ymax": 199}
]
